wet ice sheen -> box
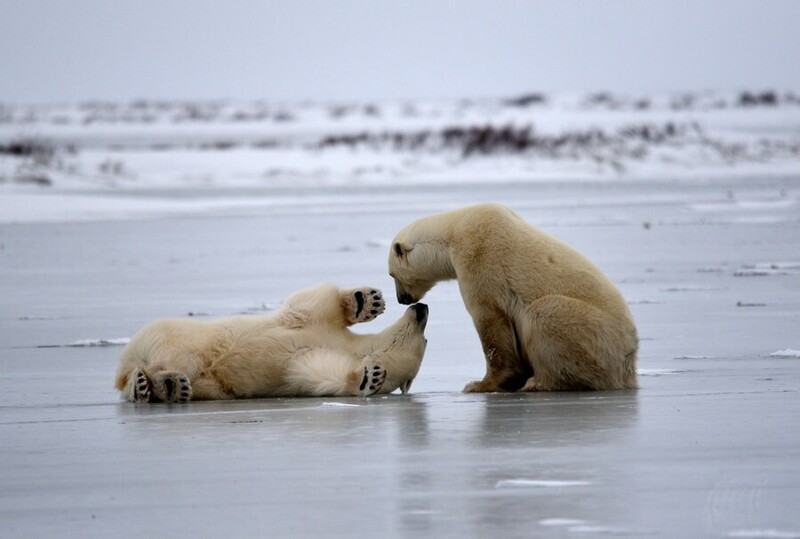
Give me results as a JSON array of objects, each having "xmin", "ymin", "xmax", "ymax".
[{"xmin": 1, "ymin": 177, "xmax": 799, "ymax": 537}]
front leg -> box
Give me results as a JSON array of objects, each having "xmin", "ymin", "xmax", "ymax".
[
  {"xmin": 463, "ymin": 309, "xmax": 531, "ymax": 393},
  {"xmin": 341, "ymin": 287, "xmax": 385, "ymax": 325}
]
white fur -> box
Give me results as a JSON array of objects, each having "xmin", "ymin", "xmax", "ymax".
[
  {"xmin": 389, "ymin": 203, "xmax": 638, "ymax": 392},
  {"xmin": 115, "ymin": 283, "xmax": 428, "ymax": 401}
]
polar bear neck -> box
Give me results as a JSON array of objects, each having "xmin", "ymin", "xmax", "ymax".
[
  {"xmin": 403, "ymin": 212, "xmax": 459, "ymax": 282},
  {"xmin": 415, "ymin": 238, "xmax": 457, "ymax": 282}
]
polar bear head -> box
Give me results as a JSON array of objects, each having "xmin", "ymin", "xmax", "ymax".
[
  {"xmin": 388, "ymin": 215, "xmax": 457, "ymax": 304},
  {"xmin": 371, "ymin": 303, "xmax": 429, "ymax": 394}
]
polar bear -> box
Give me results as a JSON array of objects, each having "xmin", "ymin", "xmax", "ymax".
[
  {"xmin": 388, "ymin": 203, "xmax": 638, "ymax": 392},
  {"xmin": 115, "ymin": 283, "xmax": 429, "ymax": 402}
]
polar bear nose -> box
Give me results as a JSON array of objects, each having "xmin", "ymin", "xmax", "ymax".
[
  {"xmin": 398, "ymin": 291, "xmax": 415, "ymax": 304},
  {"xmin": 411, "ymin": 303, "xmax": 428, "ymax": 324}
]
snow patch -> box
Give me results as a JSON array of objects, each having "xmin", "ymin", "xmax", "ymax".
[
  {"xmin": 239, "ymin": 303, "xmax": 280, "ymax": 315},
  {"xmin": 769, "ymin": 349, "xmax": 800, "ymax": 358},
  {"xmin": 539, "ymin": 519, "xmax": 640, "ymax": 536},
  {"xmin": 66, "ymin": 338, "xmax": 130, "ymax": 347},
  {"xmin": 539, "ymin": 518, "xmax": 588, "ymax": 527},
  {"xmin": 639, "ymin": 368, "xmax": 686, "ymax": 376},
  {"xmin": 661, "ymin": 285, "xmax": 727, "ymax": 292},
  {"xmin": 696, "ymin": 267, "xmax": 725, "ymax": 273},
  {"xmin": 405, "ymin": 509, "xmax": 442, "ymax": 516},
  {"xmin": 495, "ymin": 479, "xmax": 592, "ymax": 488},
  {"xmin": 687, "ymin": 199, "xmax": 798, "ymax": 213},
  {"xmin": 317, "ymin": 402, "xmax": 361, "ymax": 408},
  {"xmin": 365, "ymin": 238, "xmax": 390, "ymax": 248},
  {"xmin": 735, "ymin": 262, "xmax": 800, "ymax": 277},
  {"xmin": 568, "ymin": 524, "xmax": 640, "ymax": 535},
  {"xmin": 727, "ymin": 530, "xmax": 800, "ymax": 539}
]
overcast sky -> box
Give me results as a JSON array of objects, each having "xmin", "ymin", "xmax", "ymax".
[{"xmin": 1, "ymin": 0, "xmax": 798, "ymax": 104}]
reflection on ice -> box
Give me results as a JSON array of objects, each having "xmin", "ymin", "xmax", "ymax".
[
  {"xmin": 317, "ymin": 402, "xmax": 361, "ymax": 408},
  {"xmin": 2, "ymin": 177, "xmax": 799, "ymax": 537}
]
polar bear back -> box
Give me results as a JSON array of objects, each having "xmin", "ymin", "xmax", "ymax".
[{"xmin": 467, "ymin": 205, "xmax": 622, "ymax": 304}]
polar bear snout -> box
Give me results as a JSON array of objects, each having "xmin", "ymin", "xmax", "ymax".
[
  {"xmin": 392, "ymin": 274, "xmax": 437, "ymax": 305},
  {"xmin": 410, "ymin": 303, "xmax": 429, "ymax": 326},
  {"xmin": 396, "ymin": 288, "xmax": 415, "ymax": 305}
]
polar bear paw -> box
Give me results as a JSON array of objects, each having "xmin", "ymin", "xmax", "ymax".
[
  {"xmin": 153, "ymin": 372, "xmax": 193, "ymax": 403},
  {"xmin": 518, "ymin": 376, "xmax": 545, "ymax": 392},
  {"xmin": 463, "ymin": 379, "xmax": 502, "ymax": 393},
  {"xmin": 345, "ymin": 288, "xmax": 385, "ymax": 325},
  {"xmin": 132, "ymin": 369, "xmax": 152, "ymax": 403},
  {"xmin": 356, "ymin": 363, "xmax": 387, "ymax": 396}
]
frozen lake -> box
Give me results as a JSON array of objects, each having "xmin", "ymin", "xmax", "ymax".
[{"xmin": 1, "ymin": 176, "xmax": 799, "ymax": 537}]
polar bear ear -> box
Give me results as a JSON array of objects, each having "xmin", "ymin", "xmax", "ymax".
[{"xmin": 393, "ymin": 241, "xmax": 412, "ymax": 257}]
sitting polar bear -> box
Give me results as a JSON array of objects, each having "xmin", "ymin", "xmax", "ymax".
[
  {"xmin": 115, "ymin": 283, "xmax": 429, "ymax": 402},
  {"xmin": 388, "ymin": 203, "xmax": 638, "ymax": 392}
]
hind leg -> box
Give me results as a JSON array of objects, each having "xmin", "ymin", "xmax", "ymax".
[
  {"xmin": 285, "ymin": 350, "xmax": 387, "ymax": 397},
  {"xmin": 518, "ymin": 295, "xmax": 638, "ymax": 391},
  {"xmin": 348, "ymin": 361, "xmax": 387, "ymax": 397},
  {"xmin": 120, "ymin": 368, "xmax": 153, "ymax": 403}
]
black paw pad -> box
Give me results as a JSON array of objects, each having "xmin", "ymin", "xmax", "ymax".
[
  {"xmin": 163, "ymin": 378, "xmax": 175, "ymax": 401},
  {"xmin": 354, "ymin": 291, "xmax": 365, "ymax": 317},
  {"xmin": 178, "ymin": 376, "xmax": 191, "ymax": 402}
]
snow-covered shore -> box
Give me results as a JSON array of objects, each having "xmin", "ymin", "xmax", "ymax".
[{"xmin": 2, "ymin": 91, "xmax": 798, "ymax": 206}]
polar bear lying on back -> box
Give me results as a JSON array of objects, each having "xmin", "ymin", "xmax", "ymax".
[
  {"xmin": 388, "ymin": 203, "xmax": 638, "ymax": 392},
  {"xmin": 115, "ymin": 283, "xmax": 429, "ymax": 402}
]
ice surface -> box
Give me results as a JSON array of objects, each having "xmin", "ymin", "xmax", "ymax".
[{"xmin": 1, "ymin": 136, "xmax": 799, "ymax": 536}]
